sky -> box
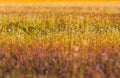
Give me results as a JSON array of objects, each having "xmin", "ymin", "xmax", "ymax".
[{"xmin": 0, "ymin": 0, "xmax": 119, "ymax": 2}]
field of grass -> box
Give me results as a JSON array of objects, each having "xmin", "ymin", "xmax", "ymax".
[{"xmin": 0, "ymin": 2, "xmax": 120, "ymax": 78}]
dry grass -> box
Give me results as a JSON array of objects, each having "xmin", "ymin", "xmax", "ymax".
[{"xmin": 0, "ymin": 3, "xmax": 120, "ymax": 78}]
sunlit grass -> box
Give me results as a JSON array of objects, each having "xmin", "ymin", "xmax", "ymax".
[{"xmin": 0, "ymin": 4, "xmax": 120, "ymax": 78}]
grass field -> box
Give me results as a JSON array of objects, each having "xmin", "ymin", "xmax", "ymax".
[{"xmin": 0, "ymin": 2, "xmax": 120, "ymax": 78}]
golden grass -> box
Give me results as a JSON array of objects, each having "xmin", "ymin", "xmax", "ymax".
[{"xmin": 0, "ymin": 3, "xmax": 120, "ymax": 78}]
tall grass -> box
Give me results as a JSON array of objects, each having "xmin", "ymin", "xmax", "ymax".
[{"xmin": 0, "ymin": 4, "xmax": 120, "ymax": 78}]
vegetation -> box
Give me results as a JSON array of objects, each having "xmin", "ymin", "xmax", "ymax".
[{"xmin": 0, "ymin": 4, "xmax": 120, "ymax": 78}]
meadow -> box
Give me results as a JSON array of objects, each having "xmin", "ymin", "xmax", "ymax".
[{"xmin": 0, "ymin": 2, "xmax": 120, "ymax": 78}]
